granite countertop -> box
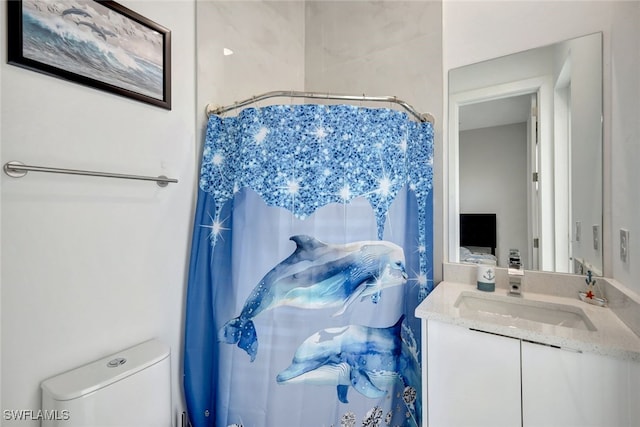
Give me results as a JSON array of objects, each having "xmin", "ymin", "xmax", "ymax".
[{"xmin": 415, "ymin": 281, "xmax": 640, "ymax": 362}]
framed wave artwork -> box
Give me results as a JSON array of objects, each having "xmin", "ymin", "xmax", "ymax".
[{"xmin": 7, "ymin": 0, "xmax": 171, "ymax": 109}]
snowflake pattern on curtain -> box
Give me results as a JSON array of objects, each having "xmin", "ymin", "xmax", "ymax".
[{"xmin": 199, "ymin": 104, "xmax": 434, "ymax": 298}]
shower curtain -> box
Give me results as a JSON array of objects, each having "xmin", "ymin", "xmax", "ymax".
[{"xmin": 184, "ymin": 104, "xmax": 434, "ymax": 427}]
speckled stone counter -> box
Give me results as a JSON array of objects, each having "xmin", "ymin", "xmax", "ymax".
[{"xmin": 415, "ymin": 280, "xmax": 640, "ymax": 362}]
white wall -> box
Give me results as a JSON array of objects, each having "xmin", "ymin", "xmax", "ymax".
[
  {"xmin": 304, "ymin": 0, "xmax": 442, "ymax": 111},
  {"xmin": 196, "ymin": 1, "xmax": 306, "ymax": 138},
  {"xmin": 0, "ymin": 1, "xmax": 197, "ymax": 425},
  {"xmin": 443, "ymin": 1, "xmax": 640, "ymax": 294},
  {"xmin": 609, "ymin": 2, "xmax": 640, "ymax": 292},
  {"xmin": 460, "ymin": 123, "xmax": 528, "ymax": 267},
  {"xmin": 565, "ymin": 35, "xmax": 603, "ymax": 275}
]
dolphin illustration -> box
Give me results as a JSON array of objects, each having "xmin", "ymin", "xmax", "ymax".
[
  {"xmin": 218, "ymin": 235, "xmax": 407, "ymax": 361},
  {"xmin": 77, "ymin": 21, "xmax": 107, "ymax": 41},
  {"xmin": 100, "ymin": 27, "xmax": 117, "ymax": 38},
  {"xmin": 61, "ymin": 7, "xmax": 92, "ymax": 19},
  {"xmin": 276, "ymin": 315, "xmax": 421, "ymax": 425}
]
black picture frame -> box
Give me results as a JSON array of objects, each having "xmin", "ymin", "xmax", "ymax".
[{"xmin": 7, "ymin": 0, "xmax": 171, "ymax": 109}]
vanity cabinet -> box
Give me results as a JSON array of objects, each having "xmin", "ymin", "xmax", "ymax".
[
  {"xmin": 426, "ymin": 321, "xmax": 521, "ymax": 427},
  {"xmin": 521, "ymin": 340, "xmax": 640, "ymax": 427},
  {"xmin": 425, "ymin": 320, "xmax": 640, "ymax": 427}
]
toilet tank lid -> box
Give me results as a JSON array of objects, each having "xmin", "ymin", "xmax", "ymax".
[{"xmin": 41, "ymin": 339, "xmax": 170, "ymax": 401}]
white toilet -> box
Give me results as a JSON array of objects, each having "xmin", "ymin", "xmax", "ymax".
[{"xmin": 40, "ymin": 339, "xmax": 172, "ymax": 427}]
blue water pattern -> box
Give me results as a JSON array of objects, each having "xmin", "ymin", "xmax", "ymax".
[{"xmin": 22, "ymin": 11, "xmax": 163, "ymax": 99}]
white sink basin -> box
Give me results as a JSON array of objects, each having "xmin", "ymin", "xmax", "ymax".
[{"xmin": 454, "ymin": 291, "xmax": 597, "ymax": 331}]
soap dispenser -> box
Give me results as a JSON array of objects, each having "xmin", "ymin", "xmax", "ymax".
[{"xmin": 476, "ymin": 260, "xmax": 496, "ymax": 292}]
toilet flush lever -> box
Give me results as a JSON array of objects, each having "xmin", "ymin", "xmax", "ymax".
[{"xmin": 107, "ymin": 357, "xmax": 127, "ymax": 368}]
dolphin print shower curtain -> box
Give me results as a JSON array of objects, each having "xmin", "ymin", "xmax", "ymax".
[{"xmin": 184, "ymin": 104, "xmax": 434, "ymax": 427}]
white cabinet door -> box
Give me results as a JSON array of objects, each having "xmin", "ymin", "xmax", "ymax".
[
  {"xmin": 521, "ymin": 340, "xmax": 638, "ymax": 427},
  {"xmin": 426, "ymin": 321, "xmax": 521, "ymax": 427}
]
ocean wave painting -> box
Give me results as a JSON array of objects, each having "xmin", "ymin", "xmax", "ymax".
[{"xmin": 18, "ymin": 0, "xmax": 167, "ymax": 102}]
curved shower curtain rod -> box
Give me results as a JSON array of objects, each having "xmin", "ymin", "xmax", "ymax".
[{"xmin": 205, "ymin": 90, "xmax": 435, "ymax": 124}]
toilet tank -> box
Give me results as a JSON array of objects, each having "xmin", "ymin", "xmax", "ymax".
[{"xmin": 41, "ymin": 339, "xmax": 172, "ymax": 427}]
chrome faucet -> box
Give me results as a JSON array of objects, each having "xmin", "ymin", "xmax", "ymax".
[
  {"xmin": 508, "ymin": 269, "xmax": 523, "ymax": 296},
  {"xmin": 508, "ymin": 262, "xmax": 524, "ymax": 296}
]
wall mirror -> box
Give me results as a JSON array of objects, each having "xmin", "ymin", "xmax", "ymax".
[{"xmin": 448, "ymin": 32, "xmax": 603, "ymax": 275}]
